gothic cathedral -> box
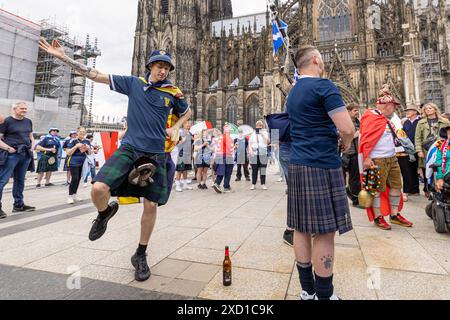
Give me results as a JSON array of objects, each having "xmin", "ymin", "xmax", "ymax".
[{"xmin": 132, "ymin": 0, "xmax": 450, "ymax": 128}]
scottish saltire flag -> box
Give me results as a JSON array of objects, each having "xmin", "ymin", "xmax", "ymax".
[
  {"xmin": 272, "ymin": 21, "xmax": 283, "ymax": 55},
  {"xmin": 278, "ymin": 18, "xmax": 288, "ymax": 31},
  {"xmin": 294, "ymin": 69, "xmax": 300, "ymax": 84},
  {"xmin": 426, "ymin": 144, "xmax": 439, "ymax": 184}
]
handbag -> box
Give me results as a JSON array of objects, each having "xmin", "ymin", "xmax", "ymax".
[{"xmin": 422, "ymin": 121, "xmax": 438, "ymax": 152}]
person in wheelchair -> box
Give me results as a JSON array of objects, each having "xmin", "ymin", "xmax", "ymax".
[{"xmin": 427, "ymin": 125, "xmax": 450, "ymax": 233}]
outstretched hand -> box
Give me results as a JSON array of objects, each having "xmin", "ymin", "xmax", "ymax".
[{"xmin": 39, "ymin": 38, "xmax": 65, "ymax": 59}]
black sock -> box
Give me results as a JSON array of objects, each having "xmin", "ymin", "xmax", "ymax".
[
  {"xmin": 98, "ymin": 205, "xmax": 111, "ymax": 220},
  {"xmin": 137, "ymin": 244, "xmax": 147, "ymax": 256},
  {"xmin": 315, "ymin": 273, "xmax": 334, "ymax": 300},
  {"xmin": 297, "ymin": 262, "xmax": 315, "ymax": 295}
]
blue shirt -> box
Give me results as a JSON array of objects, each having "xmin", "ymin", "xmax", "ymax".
[
  {"xmin": 0, "ymin": 116, "xmax": 33, "ymax": 148},
  {"xmin": 286, "ymin": 77, "xmax": 346, "ymax": 169},
  {"xmin": 37, "ymin": 135, "xmax": 60, "ymax": 154},
  {"xmin": 66, "ymin": 139, "xmax": 91, "ymax": 167},
  {"xmin": 109, "ymin": 75, "xmax": 190, "ymax": 153}
]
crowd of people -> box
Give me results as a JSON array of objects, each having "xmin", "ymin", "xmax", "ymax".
[{"xmin": 0, "ymin": 38, "xmax": 448, "ymax": 300}]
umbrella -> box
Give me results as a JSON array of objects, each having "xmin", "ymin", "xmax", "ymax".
[
  {"xmin": 190, "ymin": 120, "xmax": 213, "ymax": 135},
  {"xmin": 238, "ymin": 125, "xmax": 254, "ymax": 137}
]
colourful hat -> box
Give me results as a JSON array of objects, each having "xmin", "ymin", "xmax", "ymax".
[
  {"xmin": 146, "ymin": 50, "xmax": 175, "ymax": 72},
  {"xmin": 376, "ymin": 94, "xmax": 401, "ymax": 106}
]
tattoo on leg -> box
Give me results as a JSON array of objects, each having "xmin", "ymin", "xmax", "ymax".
[
  {"xmin": 61, "ymin": 55, "xmax": 99, "ymax": 80},
  {"xmin": 321, "ymin": 255, "xmax": 333, "ymax": 270}
]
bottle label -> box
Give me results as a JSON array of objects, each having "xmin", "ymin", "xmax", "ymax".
[{"xmin": 223, "ymin": 272, "xmax": 232, "ymax": 285}]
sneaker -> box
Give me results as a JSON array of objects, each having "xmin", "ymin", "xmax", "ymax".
[
  {"xmin": 283, "ymin": 229, "xmax": 294, "ymax": 247},
  {"xmin": 262, "ymin": 185, "xmax": 268, "ymax": 190},
  {"xmin": 213, "ymin": 184, "xmax": 223, "ymax": 194},
  {"xmin": 0, "ymin": 209, "xmax": 7, "ymax": 219},
  {"xmin": 223, "ymin": 188, "xmax": 231, "ymax": 193},
  {"xmin": 131, "ymin": 253, "xmax": 151, "ymax": 282},
  {"xmin": 277, "ymin": 178, "xmax": 284, "ymax": 182},
  {"xmin": 250, "ymin": 185, "xmax": 256, "ymax": 190},
  {"xmin": 301, "ymin": 291, "xmax": 316, "ymax": 301},
  {"xmin": 183, "ymin": 184, "xmax": 193, "ymax": 191},
  {"xmin": 67, "ymin": 197, "xmax": 75, "ymax": 205},
  {"xmin": 246, "ymin": 177, "xmax": 251, "ymax": 181},
  {"xmin": 88, "ymin": 201, "xmax": 119, "ymax": 241},
  {"xmin": 314, "ymin": 294, "xmax": 341, "ymax": 301},
  {"xmin": 45, "ymin": 183, "xmax": 55, "ymax": 187},
  {"xmin": 83, "ymin": 183, "xmax": 88, "ymax": 188},
  {"xmin": 185, "ymin": 179, "xmax": 192, "ymax": 184},
  {"xmin": 12, "ymin": 205, "xmax": 36, "ymax": 213},
  {"xmin": 390, "ymin": 214, "xmax": 413, "ymax": 228},
  {"xmin": 235, "ymin": 178, "xmax": 241, "ymax": 182},
  {"xmin": 374, "ymin": 216, "xmax": 391, "ymax": 230},
  {"xmin": 198, "ymin": 184, "xmax": 204, "ymax": 190},
  {"xmin": 175, "ymin": 185, "xmax": 183, "ymax": 192},
  {"xmin": 74, "ymin": 195, "xmax": 82, "ymax": 202},
  {"xmin": 36, "ymin": 184, "xmax": 41, "ymax": 188},
  {"xmin": 202, "ymin": 184, "xmax": 208, "ymax": 190}
]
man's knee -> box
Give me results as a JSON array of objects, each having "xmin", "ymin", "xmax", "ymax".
[
  {"xmin": 91, "ymin": 182, "xmax": 110, "ymax": 196},
  {"xmin": 143, "ymin": 199, "xmax": 158, "ymax": 214}
]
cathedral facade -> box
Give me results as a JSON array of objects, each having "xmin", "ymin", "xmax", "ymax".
[{"xmin": 132, "ymin": 0, "xmax": 450, "ymax": 128}]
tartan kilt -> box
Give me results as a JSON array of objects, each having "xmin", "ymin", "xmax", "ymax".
[
  {"xmin": 37, "ymin": 154, "xmax": 58, "ymax": 173},
  {"xmin": 287, "ymin": 165, "xmax": 353, "ymax": 235},
  {"xmin": 63, "ymin": 157, "xmax": 69, "ymax": 171},
  {"xmin": 93, "ymin": 144, "xmax": 169, "ymax": 206}
]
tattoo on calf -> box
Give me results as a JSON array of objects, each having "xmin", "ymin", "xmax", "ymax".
[
  {"xmin": 321, "ymin": 255, "xmax": 333, "ymax": 270},
  {"xmin": 61, "ymin": 55, "xmax": 99, "ymax": 80}
]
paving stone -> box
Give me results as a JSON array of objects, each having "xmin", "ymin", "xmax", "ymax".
[
  {"xmin": 152, "ymin": 258, "xmax": 192, "ymax": 278},
  {"xmin": 80, "ymin": 264, "xmax": 135, "ymax": 285},
  {"xmin": 177, "ymin": 263, "xmax": 220, "ymax": 283},
  {"xmin": 160, "ymin": 278, "xmax": 207, "ymax": 297}
]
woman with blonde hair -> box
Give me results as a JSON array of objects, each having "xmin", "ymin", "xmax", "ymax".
[{"xmin": 415, "ymin": 102, "xmax": 450, "ymax": 197}]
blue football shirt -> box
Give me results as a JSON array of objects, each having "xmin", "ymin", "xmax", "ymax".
[
  {"xmin": 286, "ymin": 77, "xmax": 346, "ymax": 169},
  {"xmin": 109, "ymin": 75, "xmax": 190, "ymax": 154}
]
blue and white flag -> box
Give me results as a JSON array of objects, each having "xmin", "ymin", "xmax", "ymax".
[
  {"xmin": 294, "ymin": 69, "xmax": 300, "ymax": 84},
  {"xmin": 272, "ymin": 21, "xmax": 284, "ymax": 56},
  {"xmin": 278, "ymin": 18, "xmax": 288, "ymax": 31}
]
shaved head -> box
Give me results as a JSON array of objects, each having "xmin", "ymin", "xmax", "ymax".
[{"xmin": 295, "ymin": 46, "xmax": 319, "ymax": 70}]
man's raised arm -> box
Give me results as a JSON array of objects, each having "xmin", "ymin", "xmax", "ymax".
[{"xmin": 39, "ymin": 38, "xmax": 110, "ymax": 85}]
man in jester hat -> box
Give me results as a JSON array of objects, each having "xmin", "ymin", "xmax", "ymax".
[
  {"xmin": 358, "ymin": 85, "xmax": 413, "ymax": 230},
  {"xmin": 40, "ymin": 37, "xmax": 192, "ymax": 282}
]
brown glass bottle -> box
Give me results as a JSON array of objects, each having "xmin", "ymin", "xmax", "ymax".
[{"xmin": 223, "ymin": 246, "xmax": 232, "ymax": 286}]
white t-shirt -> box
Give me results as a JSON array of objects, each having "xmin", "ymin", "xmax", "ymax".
[
  {"xmin": 249, "ymin": 131, "xmax": 269, "ymax": 152},
  {"xmin": 370, "ymin": 124, "xmax": 396, "ymax": 159}
]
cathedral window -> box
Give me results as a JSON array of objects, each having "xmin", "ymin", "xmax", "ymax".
[
  {"xmin": 226, "ymin": 97, "xmax": 238, "ymax": 124},
  {"xmin": 161, "ymin": 0, "xmax": 169, "ymax": 15},
  {"xmin": 246, "ymin": 95, "xmax": 260, "ymax": 127},
  {"xmin": 318, "ymin": 0, "xmax": 351, "ymax": 42},
  {"xmin": 207, "ymin": 98, "xmax": 218, "ymax": 128}
]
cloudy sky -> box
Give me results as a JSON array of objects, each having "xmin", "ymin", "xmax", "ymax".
[{"xmin": 1, "ymin": 0, "xmax": 268, "ymax": 120}]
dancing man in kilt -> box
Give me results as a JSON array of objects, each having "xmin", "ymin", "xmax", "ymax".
[
  {"xmin": 286, "ymin": 46, "xmax": 355, "ymax": 300},
  {"xmin": 39, "ymin": 39, "xmax": 192, "ymax": 282}
]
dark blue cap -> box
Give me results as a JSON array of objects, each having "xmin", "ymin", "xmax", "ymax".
[{"xmin": 146, "ymin": 50, "xmax": 175, "ymax": 71}]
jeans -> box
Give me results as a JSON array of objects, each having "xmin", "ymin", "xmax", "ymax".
[
  {"xmin": 83, "ymin": 166, "xmax": 97, "ymax": 183},
  {"xmin": 251, "ymin": 155, "xmax": 268, "ymax": 185},
  {"xmin": 215, "ymin": 164, "xmax": 234, "ymax": 189},
  {"xmin": 279, "ymin": 144, "xmax": 291, "ymax": 184},
  {"xmin": 0, "ymin": 153, "xmax": 32, "ymax": 207}
]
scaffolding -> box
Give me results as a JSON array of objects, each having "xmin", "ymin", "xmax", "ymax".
[
  {"xmin": 34, "ymin": 20, "xmax": 101, "ymax": 126},
  {"xmin": 420, "ymin": 49, "xmax": 444, "ymax": 110}
]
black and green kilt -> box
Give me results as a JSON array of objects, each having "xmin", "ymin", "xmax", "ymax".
[
  {"xmin": 93, "ymin": 144, "xmax": 168, "ymax": 206},
  {"xmin": 37, "ymin": 153, "xmax": 58, "ymax": 173}
]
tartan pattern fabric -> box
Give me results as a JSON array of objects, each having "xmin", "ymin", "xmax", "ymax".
[
  {"xmin": 93, "ymin": 144, "xmax": 168, "ymax": 206},
  {"xmin": 36, "ymin": 154, "xmax": 58, "ymax": 173},
  {"xmin": 287, "ymin": 165, "xmax": 353, "ymax": 235}
]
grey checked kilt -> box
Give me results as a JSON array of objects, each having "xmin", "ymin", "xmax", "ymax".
[{"xmin": 287, "ymin": 165, "xmax": 353, "ymax": 235}]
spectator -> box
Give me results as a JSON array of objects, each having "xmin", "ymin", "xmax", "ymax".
[
  {"xmin": 234, "ymin": 129, "xmax": 250, "ymax": 182},
  {"xmin": 35, "ymin": 127, "xmax": 61, "ymax": 188},
  {"xmin": 212, "ymin": 126, "xmax": 235, "ymax": 193},
  {"xmin": 415, "ymin": 102, "xmax": 450, "ymax": 197},
  {"xmin": 194, "ymin": 129, "xmax": 212, "ymax": 189},
  {"xmin": 83, "ymin": 134, "xmax": 101, "ymax": 187},
  {"xmin": 63, "ymin": 130, "xmax": 78, "ymax": 185},
  {"xmin": 0, "ymin": 102, "xmax": 36, "ymax": 218},
  {"xmin": 65, "ymin": 127, "xmax": 91, "ymax": 204},
  {"xmin": 248, "ymin": 120, "xmax": 270, "ymax": 190},
  {"xmin": 175, "ymin": 122, "xmax": 193, "ymax": 192}
]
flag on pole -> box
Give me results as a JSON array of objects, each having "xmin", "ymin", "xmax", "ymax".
[
  {"xmin": 272, "ymin": 21, "xmax": 284, "ymax": 56},
  {"xmin": 278, "ymin": 18, "xmax": 288, "ymax": 31}
]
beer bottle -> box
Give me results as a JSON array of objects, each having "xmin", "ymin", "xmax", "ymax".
[{"xmin": 223, "ymin": 246, "xmax": 232, "ymax": 286}]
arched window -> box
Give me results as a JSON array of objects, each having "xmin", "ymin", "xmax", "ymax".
[
  {"xmin": 226, "ymin": 97, "xmax": 238, "ymax": 124},
  {"xmin": 207, "ymin": 97, "xmax": 217, "ymax": 128},
  {"xmin": 319, "ymin": 0, "xmax": 351, "ymax": 42},
  {"xmin": 161, "ymin": 0, "xmax": 169, "ymax": 15},
  {"xmin": 246, "ymin": 95, "xmax": 260, "ymax": 127}
]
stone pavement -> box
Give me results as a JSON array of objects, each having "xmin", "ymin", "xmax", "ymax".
[{"xmin": 0, "ymin": 167, "xmax": 449, "ymax": 300}]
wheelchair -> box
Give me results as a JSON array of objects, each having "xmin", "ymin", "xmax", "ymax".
[{"xmin": 425, "ymin": 164, "xmax": 450, "ymax": 233}]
